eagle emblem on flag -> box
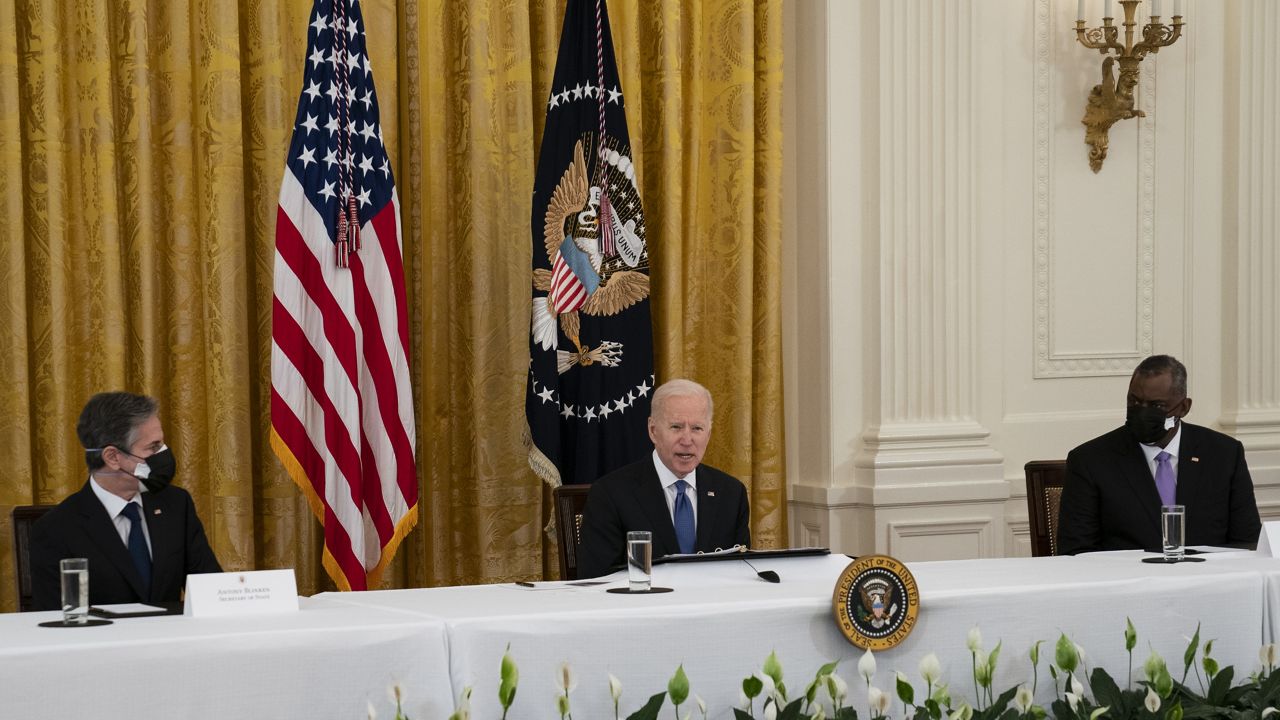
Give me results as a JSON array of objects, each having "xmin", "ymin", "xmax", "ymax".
[{"xmin": 531, "ymin": 137, "xmax": 649, "ymax": 375}]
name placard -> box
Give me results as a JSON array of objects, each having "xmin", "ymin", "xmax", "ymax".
[
  {"xmin": 1257, "ymin": 522, "xmax": 1280, "ymax": 558},
  {"xmin": 184, "ymin": 569, "xmax": 300, "ymax": 618}
]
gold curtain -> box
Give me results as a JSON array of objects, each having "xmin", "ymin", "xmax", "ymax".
[{"xmin": 0, "ymin": 0, "xmax": 784, "ymax": 611}]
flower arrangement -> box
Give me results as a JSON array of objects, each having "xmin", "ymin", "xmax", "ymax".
[{"xmin": 372, "ymin": 621, "xmax": 1280, "ymax": 719}]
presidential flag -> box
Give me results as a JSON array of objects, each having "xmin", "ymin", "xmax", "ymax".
[
  {"xmin": 527, "ymin": 0, "xmax": 654, "ymax": 487},
  {"xmin": 270, "ymin": 0, "xmax": 417, "ymax": 591}
]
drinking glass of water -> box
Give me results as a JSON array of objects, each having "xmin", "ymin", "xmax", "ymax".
[
  {"xmin": 626, "ymin": 531, "xmax": 652, "ymax": 592},
  {"xmin": 1161, "ymin": 504, "xmax": 1185, "ymax": 562},
  {"xmin": 60, "ymin": 558, "xmax": 89, "ymax": 624}
]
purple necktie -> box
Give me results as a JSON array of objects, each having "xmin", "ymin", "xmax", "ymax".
[{"xmin": 1154, "ymin": 451, "xmax": 1176, "ymax": 506}]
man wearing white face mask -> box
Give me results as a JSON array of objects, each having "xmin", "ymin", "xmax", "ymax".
[
  {"xmin": 1057, "ymin": 355, "xmax": 1261, "ymax": 554},
  {"xmin": 30, "ymin": 392, "xmax": 222, "ymax": 610}
]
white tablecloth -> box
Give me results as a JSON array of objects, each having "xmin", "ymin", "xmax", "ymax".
[
  {"xmin": 0, "ymin": 602, "xmax": 453, "ymax": 719},
  {"xmin": 314, "ymin": 552, "xmax": 1280, "ymax": 720},
  {"xmin": 5, "ymin": 551, "xmax": 1278, "ymax": 719}
]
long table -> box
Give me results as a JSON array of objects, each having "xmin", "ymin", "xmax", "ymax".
[
  {"xmin": 0, "ymin": 601, "xmax": 454, "ymax": 719},
  {"xmin": 313, "ymin": 551, "xmax": 1280, "ymax": 720},
  {"xmin": 3, "ymin": 551, "xmax": 1279, "ymax": 719}
]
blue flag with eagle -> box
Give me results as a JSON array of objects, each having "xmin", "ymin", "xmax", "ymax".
[{"xmin": 526, "ymin": 0, "xmax": 653, "ymax": 487}]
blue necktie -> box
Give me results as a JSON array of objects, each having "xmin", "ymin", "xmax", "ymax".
[
  {"xmin": 120, "ymin": 503, "xmax": 152, "ymax": 593},
  {"xmin": 1154, "ymin": 451, "xmax": 1177, "ymax": 506},
  {"xmin": 673, "ymin": 480, "xmax": 695, "ymax": 555}
]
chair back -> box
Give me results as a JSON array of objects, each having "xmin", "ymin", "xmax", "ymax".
[
  {"xmin": 1024, "ymin": 461, "xmax": 1067, "ymax": 557},
  {"xmin": 552, "ymin": 485, "xmax": 591, "ymax": 580},
  {"xmin": 12, "ymin": 505, "xmax": 55, "ymax": 612}
]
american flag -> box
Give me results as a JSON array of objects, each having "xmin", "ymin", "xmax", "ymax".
[{"xmin": 270, "ymin": 0, "xmax": 417, "ymax": 592}]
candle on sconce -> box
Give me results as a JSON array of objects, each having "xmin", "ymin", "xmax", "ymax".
[
  {"xmin": 1173, "ymin": 0, "xmax": 1182, "ymax": 16},
  {"xmin": 1105, "ymin": 0, "xmax": 1113, "ymax": 17},
  {"xmin": 1152, "ymin": 0, "xmax": 1161, "ymax": 17},
  {"xmin": 1078, "ymin": 0, "xmax": 1085, "ymax": 21}
]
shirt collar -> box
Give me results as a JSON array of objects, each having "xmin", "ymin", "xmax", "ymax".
[
  {"xmin": 1140, "ymin": 422, "xmax": 1183, "ymax": 462},
  {"xmin": 652, "ymin": 450, "xmax": 697, "ymax": 490},
  {"xmin": 89, "ymin": 476, "xmax": 144, "ymax": 519}
]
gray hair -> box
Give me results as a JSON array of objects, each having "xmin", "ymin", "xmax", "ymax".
[
  {"xmin": 77, "ymin": 392, "xmax": 159, "ymax": 470},
  {"xmin": 1133, "ymin": 355, "xmax": 1188, "ymax": 398},
  {"xmin": 650, "ymin": 379, "xmax": 714, "ymax": 424}
]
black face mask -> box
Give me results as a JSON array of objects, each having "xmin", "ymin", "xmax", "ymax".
[
  {"xmin": 119, "ymin": 446, "xmax": 177, "ymax": 493},
  {"xmin": 1126, "ymin": 405, "xmax": 1172, "ymax": 444}
]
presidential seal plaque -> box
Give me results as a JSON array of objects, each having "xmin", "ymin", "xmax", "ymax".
[{"xmin": 832, "ymin": 555, "xmax": 919, "ymax": 650}]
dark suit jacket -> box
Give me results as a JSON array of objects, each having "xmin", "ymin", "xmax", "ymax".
[
  {"xmin": 30, "ymin": 481, "xmax": 223, "ymax": 610},
  {"xmin": 1057, "ymin": 423, "xmax": 1261, "ymax": 555},
  {"xmin": 577, "ymin": 458, "xmax": 751, "ymax": 578}
]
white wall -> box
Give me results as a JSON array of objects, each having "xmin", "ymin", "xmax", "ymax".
[{"xmin": 782, "ymin": 0, "xmax": 1280, "ymax": 559}]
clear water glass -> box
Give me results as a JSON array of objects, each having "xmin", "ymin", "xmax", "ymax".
[
  {"xmin": 626, "ymin": 531, "xmax": 652, "ymax": 592},
  {"xmin": 60, "ymin": 558, "xmax": 89, "ymax": 624},
  {"xmin": 1162, "ymin": 504, "xmax": 1185, "ymax": 561}
]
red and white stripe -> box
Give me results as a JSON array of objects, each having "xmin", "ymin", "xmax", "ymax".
[
  {"xmin": 271, "ymin": 170, "xmax": 416, "ymax": 591},
  {"xmin": 549, "ymin": 252, "xmax": 589, "ymax": 314}
]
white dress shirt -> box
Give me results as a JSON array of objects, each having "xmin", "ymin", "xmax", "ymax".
[
  {"xmin": 652, "ymin": 450, "xmax": 697, "ymax": 533},
  {"xmin": 89, "ymin": 476, "xmax": 153, "ymax": 558},
  {"xmin": 1139, "ymin": 422, "xmax": 1183, "ymax": 485}
]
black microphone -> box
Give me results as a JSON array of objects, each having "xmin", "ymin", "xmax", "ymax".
[{"xmin": 743, "ymin": 557, "xmax": 780, "ymax": 583}]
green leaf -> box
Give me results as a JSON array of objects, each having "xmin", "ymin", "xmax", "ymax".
[
  {"xmin": 626, "ymin": 691, "xmax": 667, "ymax": 720},
  {"xmin": 1125, "ymin": 619, "xmax": 1137, "ymax": 652},
  {"xmin": 1056, "ymin": 634, "xmax": 1080, "ymax": 675},
  {"xmin": 1088, "ymin": 667, "xmax": 1125, "ymax": 715},
  {"xmin": 1202, "ymin": 657, "xmax": 1219, "ymax": 680},
  {"xmin": 764, "ymin": 651, "xmax": 785, "ymax": 686},
  {"xmin": 818, "ymin": 661, "xmax": 841, "ymax": 678},
  {"xmin": 668, "ymin": 665, "xmax": 690, "ymax": 706},
  {"xmin": 778, "ymin": 697, "xmax": 806, "ymax": 720},
  {"xmin": 1154, "ymin": 667, "xmax": 1174, "ymax": 699},
  {"xmin": 1030, "ymin": 641, "xmax": 1043, "ymax": 667},
  {"xmin": 834, "ymin": 708, "xmax": 860, "ymax": 720},
  {"xmin": 1205, "ymin": 666, "xmax": 1233, "ymax": 707},
  {"xmin": 733, "ymin": 710, "xmax": 755, "ymax": 720},
  {"xmin": 1164, "ymin": 700, "xmax": 1183, "ymax": 720},
  {"xmin": 744, "ymin": 676, "xmax": 764, "ymax": 699},
  {"xmin": 897, "ymin": 674, "xmax": 916, "ymax": 705},
  {"xmin": 988, "ymin": 641, "xmax": 1004, "ymax": 679},
  {"xmin": 1182, "ymin": 626, "xmax": 1201, "ymax": 677},
  {"xmin": 1088, "ymin": 706, "xmax": 1109, "ymax": 720}
]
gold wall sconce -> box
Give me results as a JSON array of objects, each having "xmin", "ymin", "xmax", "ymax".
[{"xmin": 1075, "ymin": 0, "xmax": 1184, "ymax": 172}]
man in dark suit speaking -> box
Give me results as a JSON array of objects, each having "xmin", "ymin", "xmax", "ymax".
[
  {"xmin": 1057, "ymin": 355, "xmax": 1261, "ymax": 555},
  {"xmin": 577, "ymin": 378, "xmax": 750, "ymax": 578},
  {"xmin": 31, "ymin": 392, "xmax": 222, "ymax": 610}
]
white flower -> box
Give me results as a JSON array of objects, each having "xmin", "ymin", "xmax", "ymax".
[
  {"xmin": 366, "ymin": 700, "xmax": 377, "ymax": 720},
  {"xmin": 1070, "ymin": 673, "xmax": 1085, "ymax": 698},
  {"xmin": 859, "ymin": 648, "xmax": 877, "ymax": 682},
  {"xmin": 1262, "ymin": 644, "xmax": 1279, "ymax": 669},
  {"xmin": 1089, "ymin": 708, "xmax": 1109, "ymax": 720},
  {"xmin": 695, "ymin": 695, "xmax": 706, "ymax": 715},
  {"xmin": 896, "ymin": 670, "xmax": 910, "ymax": 686},
  {"xmin": 1075, "ymin": 644, "xmax": 1088, "ymax": 665},
  {"xmin": 869, "ymin": 686, "xmax": 891, "ymax": 716},
  {"xmin": 1014, "ymin": 686, "xmax": 1034, "ymax": 713},
  {"xmin": 950, "ymin": 701, "xmax": 974, "ymax": 720},
  {"xmin": 1144, "ymin": 686, "xmax": 1161, "ymax": 713},
  {"xmin": 556, "ymin": 661, "xmax": 577, "ymax": 693},
  {"xmin": 388, "ymin": 683, "xmax": 405, "ymax": 706},
  {"xmin": 813, "ymin": 705, "xmax": 827, "ymax": 720},
  {"xmin": 1262, "ymin": 708, "xmax": 1279, "ymax": 718},
  {"xmin": 1066, "ymin": 691, "xmax": 1081, "ymax": 712},
  {"xmin": 738, "ymin": 690, "xmax": 751, "ymax": 710},
  {"xmin": 967, "ymin": 625, "xmax": 983, "ymax": 652},
  {"xmin": 763, "ymin": 698, "xmax": 778, "ymax": 720},
  {"xmin": 756, "ymin": 672, "xmax": 777, "ymax": 697},
  {"xmin": 919, "ymin": 653, "xmax": 942, "ymax": 685},
  {"xmin": 608, "ymin": 673, "xmax": 623, "ymax": 702}
]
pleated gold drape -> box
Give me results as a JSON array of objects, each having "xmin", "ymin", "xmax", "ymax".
[{"xmin": 0, "ymin": 0, "xmax": 784, "ymax": 610}]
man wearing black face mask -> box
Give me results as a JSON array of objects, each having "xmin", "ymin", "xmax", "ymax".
[
  {"xmin": 30, "ymin": 392, "xmax": 222, "ymax": 610},
  {"xmin": 1057, "ymin": 355, "xmax": 1261, "ymax": 555}
]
